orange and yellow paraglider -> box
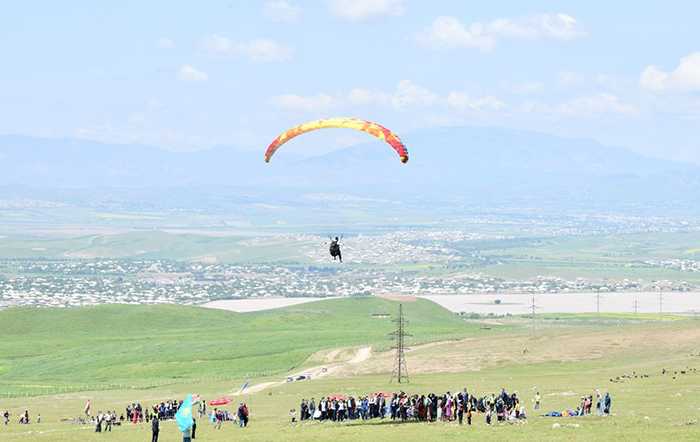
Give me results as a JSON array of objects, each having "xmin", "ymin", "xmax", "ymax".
[{"xmin": 264, "ymin": 118, "xmax": 408, "ymax": 164}]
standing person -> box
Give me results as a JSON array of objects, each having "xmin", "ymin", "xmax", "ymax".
[
  {"xmin": 445, "ymin": 393, "xmax": 453, "ymax": 421},
  {"xmin": 215, "ymin": 409, "xmax": 222, "ymax": 430},
  {"xmin": 3, "ymin": 410, "xmax": 9, "ymax": 425},
  {"xmin": 191, "ymin": 418, "xmax": 197, "ymax": 439},
  {"xmin": 151, "ymin": 414, "xmax": 160, "ymax": 442},
  {"xmin": 104, "ymin": 412, "xmax": 112, "ymax": 432},
  {"xmin": 84, "ymin": 400, "xmax": 91, "ymax": 417},
  {"xmin": 37, "ymin": 414, "xmax": 41, "ymax": 424},
  {"xmin": 242, "ymin": 402, "xmax": 250, "ymax": 427},
  {"xmin": 238, "ymin": 402, "xmax": 249, "ymax": 428},
  {"xmin": 456, "ymin": 394, "xmax": 464, "ymax": 425},
  {"xmin": 94, "ymin": 412, "xmax": 102, "ymax": 433},
  {"xmin": 534, "ymin": 391, "xmax": 541, "ymax": 410},
  {"xmin": 604, "ymin": 393, "xmax": 612, "ymax": 415},
  {"xmin": 299, "ymin": 399, "xmax": 307, "ymax": 421}
]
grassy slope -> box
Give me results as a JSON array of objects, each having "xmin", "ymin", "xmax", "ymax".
[
  {"xmin": 0, "ymin": 298, "xmax": 486, "ymax": 396},
  {"xmin": 0, "ymin": 317, "xmax": 698, "ymax": 441}
]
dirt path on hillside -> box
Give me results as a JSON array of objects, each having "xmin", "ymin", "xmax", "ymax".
[
  {"xmin": 234, "ymin": 322, "xmax": 700, "ymax": 395},
  {"xmin": 232, "ymin": 346, "xmax": 372, "ymax": 396}
]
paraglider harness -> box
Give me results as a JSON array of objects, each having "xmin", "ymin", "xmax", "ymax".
[{"xmin": 329, "ymin": 236, "xmax": 343, "ymax": 262}]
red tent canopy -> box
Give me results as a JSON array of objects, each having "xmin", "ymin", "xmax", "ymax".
[
  {"xmin": 374, "ymin": 391, "xmax": 394, "ymax": 398},
  {"xmin": 327, "ymin": 394, "xmax": 347, "ymax": 401},
  {"xmin": 209, "ymin": 397, "xmax": 232, "ymax": 406}
]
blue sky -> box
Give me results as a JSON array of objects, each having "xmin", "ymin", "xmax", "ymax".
[{"xmin": 2, "ymin": 1, "xmax": 699, "ymax": 162}]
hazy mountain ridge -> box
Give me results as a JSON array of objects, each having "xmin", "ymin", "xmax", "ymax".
[{"xmin": 1, "ymin": 127, "xmax": 699, "ymax": 211}]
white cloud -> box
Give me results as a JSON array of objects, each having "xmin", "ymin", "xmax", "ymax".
[
  {"xmin": 557, "ymin": 94, "xmax": 638, "ymax": 116},
  {"xmin": 128, "ymin": 112, "xmax": 147, "ymax": 125},
  {"xmin": 418, "ymin": 13, "xmax": 584, "ymax": 51},
  {"xmin": 391, "ymin": 80, "xmax": 437, "ymax": 109},
  {"xmin": 273, "ymin": 81, "xmax": 510, "ymax": 115},
  {"xmin": 330, "ymin": 0, "xmax": 404, "ymax": 21},
  {"xmin": 264, "ymin": 1, "xmax": 301, "ymax": 23},
  {"xmin": 558, "ymin": 71, "xmax": 585, "ymax": 88},
  {"xmin": 201, "ymin": 35, "xmax": 232, "ymax": 54},
  {"xmin": 239, "ymin": 39, "xmax": 293, "ymax": 62},
  {"xmin": 346, "ymin": 81, "xmax": 436, "ymax": 109},
  {"xmin": 202, "ymin": 35, "xmax": 292, "ymax": 62},
  {"xmin": 272, "ymin": 94, "xmax": 336, "ymax": 112},
  {"xmin": 508, "ymin": 81, "xmax": 545, "ymax": 95},
  {"xmin": 347, "ymin": 88, "xmax": 390, "ymax": 106},
  {"xmin": 177, "ymin": 65, "xmax": 208, "ymax": 82},
  {"xmin": 156, "ymin": 37, "xmax": 175, "ymax": 49},
  {"xmin": 640, "ymin": 52, "xmax": 700, "ymax": 93},
  {"xmin": 271, "ymin": 81, "xmax": 636, "ymax": 123},
  {"xmin": 417, "ymin": 16, "xmax": 494, "ymax": 51},
  {"xmin": 488, "ymin": 13, "xmax": 582, "ymax": 40},
  {"xmin": 447, "ymin": 92, "xmax": 506, "ymax": 112}
]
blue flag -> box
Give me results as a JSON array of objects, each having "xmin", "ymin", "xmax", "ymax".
[{"xmin": 175, "ymin": 394, "xmax": 194, "ymax": 433}]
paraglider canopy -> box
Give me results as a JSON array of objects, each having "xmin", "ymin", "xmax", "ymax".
[
  {"xmin": 264, "ymin": 117, "xmax": 408, "ymax": 164},
  {"xmin": 209, "ymin": 397, "xmax": 232, "ymax": 406}
]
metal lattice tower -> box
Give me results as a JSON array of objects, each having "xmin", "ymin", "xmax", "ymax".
[
  {"xmin": 389, "ymin": 303, "xmax": 410, "ymax": 384},
  {"xmin": 530, "ymin": 295, "xmax": 539, "ymax": 337}
]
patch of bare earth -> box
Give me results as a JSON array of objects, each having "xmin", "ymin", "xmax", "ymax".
[
  {"xmin": 333, "ymin": 324, "xmax": 700, "ymax": 377},
  {"xmin": 376, "ymin": 294, "xmax": 418, "ymax": 302},
  {"xmin": 234, "ymin": 346, "xmax": 373, "ymax": 396}
]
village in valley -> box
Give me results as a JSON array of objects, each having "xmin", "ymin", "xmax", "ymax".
[{"xmin": 2, "ymin": 224, "xmax": 697, "ymax": 308}]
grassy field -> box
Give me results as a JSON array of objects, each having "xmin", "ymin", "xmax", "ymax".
[
  {"xmin": 472, "ymin": 231, "xmax": 700, "ymax": 284},
  {"xmin": 0, "ymin": 298, "xmax": 486, "ymax": 396},
  {"xmin": 0, "ymin": 299, "xmax": 699, "ymax": 441},
  {"xmin": 0, "ymin": 231, "xmax": 305, "ymax": 263}
]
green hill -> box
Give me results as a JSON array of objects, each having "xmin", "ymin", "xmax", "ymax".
[{"xmin": 0, "ymin": 297, "xmax": 482, "ymax": 396}]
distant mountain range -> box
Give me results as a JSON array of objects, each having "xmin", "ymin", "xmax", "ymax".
[{"xmin": 1, "ymin": 127, "xmax": 699, "ymax": 212}]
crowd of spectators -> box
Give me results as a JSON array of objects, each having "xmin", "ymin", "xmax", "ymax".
[{"xmin": 295, "ymin": 388, "xmax": 529, "ymax": 425}]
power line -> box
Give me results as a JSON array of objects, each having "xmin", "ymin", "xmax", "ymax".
[{"xmin": 389, "ymin": 303, "xmax": 410, "ymax": 384}]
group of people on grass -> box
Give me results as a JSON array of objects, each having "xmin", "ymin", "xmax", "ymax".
[
  {"xmin": 92, "ymin": 410, "xmax": 118, "ymax": 432},
  {"xmin": 2, "ymin": 410, "xmax": 38, "ymax": 425},
  {"xmin": 295, "ymin": 388, "xmax": 529, "ymax": 425},
  {"xmin": 84, "ymin": 400, "xmax": 184, "ymax": 433},
  {"xmin": 82, "ymin": 398, "xmax": 250, "ymax": 437},
  {"xmin": 544, "ymin": 390, "xmax": 612, "ymax": 418},
  {"xmin": 209, "ymin": 403, "xmax": 250, "ymax": 429}
]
